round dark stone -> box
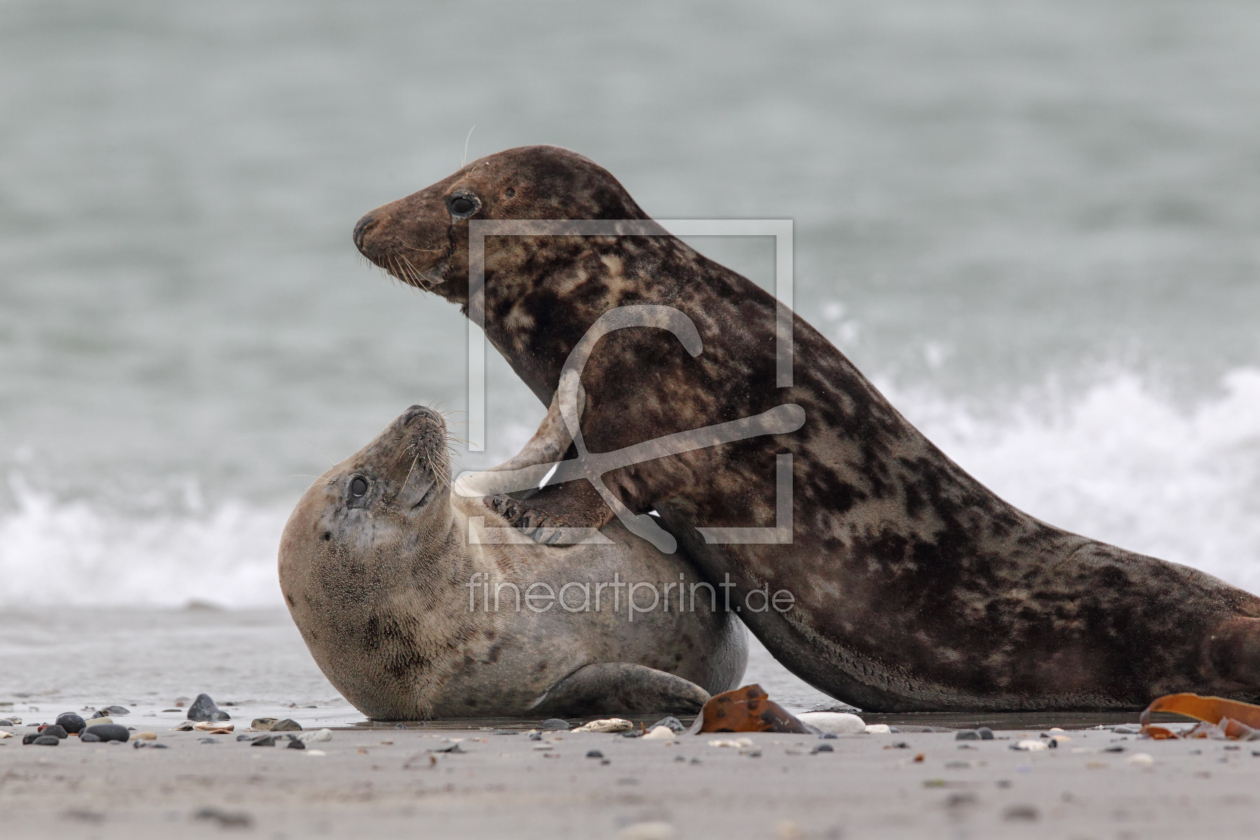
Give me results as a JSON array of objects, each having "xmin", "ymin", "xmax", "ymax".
[
  {"xmin": 22, "ymin": 733, "xmax": 40, "ymax": 745},
  {"xmin": 393, "ymin": 723, "xmax": 407, "ymax": 730},
  {"xmin": 83, "ymin": 724, "xmax": 130, "ymax": 743},
  {"xmin": 955, "ymin": 730, "xmax": 980, "ymax": 741},
  {"xmin": 33, "ymin": 735, "xmax": 60, "ymax": 746},
  {"xmin": 186, "ymin": 694, "xmax": 230, "ymax": 723},
  {"xmin": 80, "ymin": 732, "xmax": 101, "ymax": 743},
  {"xmin": 977, "ymin": 727, "xmax": 995, "ymax": 740},
  {"xmin": 540, "ymin": 718, "xmax": 569, "ymax": 731},
  {"xmin": 585, "ymin": 750, "xmax": 604, "ymax": 759},
  {"xmin": 286, "ymin": 739, "xmax": 306, "ymax": 750},
  {"xmin": 812, "ymin": 744, "xmax": 835, "ymax": 754},
  {"xmin": 648, "ymin": 716, "xmax": 684, "ymax": 734},
  {"xmin": 55, "ymin": 713, "xmax": 86, "ymax": 734},
  {"xmin": 235, "ymin": 735, "xmax": 253, "ymax": 742},
  {"xmin": 102, "ymin": 705, "xmax": 130, "ymax": 716},
  {"xmin": 38, "ymin": 725, "xmax": 68, "ymax": 739}
]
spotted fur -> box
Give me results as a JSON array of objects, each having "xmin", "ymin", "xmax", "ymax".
[
  {"xmin": 355, "ymin": 146, "xmax": 1260, "ymax": 711},
  {"xmin": 278, "ymin": 405, "xmax": 747, "ymax": 720}
]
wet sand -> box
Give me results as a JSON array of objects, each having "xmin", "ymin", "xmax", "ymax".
[{"xmin": 4, "ymin": 719, "xmax": 1259, "ymax": 839}]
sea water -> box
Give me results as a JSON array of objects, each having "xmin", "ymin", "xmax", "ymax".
[{"xmin": 1, "ymin": 0, "xmax": 1258, "ymax": 712}]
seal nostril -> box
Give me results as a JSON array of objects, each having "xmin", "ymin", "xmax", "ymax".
[
  {"xmin": 353, "ymin": 213, "xmax": 378, "ymax": 252},
  {"xmin": 403, "ymin": 405, "xmax": 438, "ymax": 427}
]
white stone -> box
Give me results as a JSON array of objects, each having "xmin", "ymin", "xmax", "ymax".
[
  {"xmin": 573, "ymin": 718, "xmax": 633, "ymax": 733},
  {"xmin": 1126, "ymin": 752, "xmax": 1155, "ymax": 767},
  {"xmin": 1010, "ymin": 739, "xmax": 1047, "ymax": 751},
  {"xmin": 641, "ymin": 726, "xmax": 674, "ymax": 740},
  {"xmin": 864, "ymin": 724, "xmax": 892, "ymax": 734},
  {"xmin": 298, "ymin": 728, "xmax": 333, "ymax": 744},
  {"xmin": 798, "ymin": 712, "xmax": 865, "ymax": 734},
  {"xmin": 708, "ymin": 738, "xmax": 754, "ymax": 748}
]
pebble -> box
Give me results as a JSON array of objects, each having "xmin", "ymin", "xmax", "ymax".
[
  {"xmin": 84, "ymin": 724, "xmax": 130, "ymax": 743},
  {"xmin": 37, "ymin": 725, "xmax": 68, "ymax": 739},
  {"xmin": 541, "ymin": 718, "xmax": 569, "ymax": 731},
  {"xmin": 236, "ymin": 735, "xmax": 253, "ymax": 742},
  {"xmin": 394, "ymin": 723, "xmax": 408, "ymax": 730},
  {"xmin": 297, "ymin": 729, "xmax": 333, "ymax": 744},
  {"xmin": 1011, "ymin": 740, "xmax": 1047, "ymax": 752},
  {"xmin": 1113, "ymin": 724, "xmax": 1142, "ymax": 735},
  {"xmin": 193, "ymin": 722, "xmax": 234, "ymax": 733},
  {"xmin": 798, "ymin": 712, "xmax": 865, "ymax": 735},
  {"xmin": 0, "ymin": 731, "xmax": 11, "ymax": 739},
  {"xmin": 101, "ymin": 705, "xmax": 130, "ymax": 716},
  {"xmin": 0, "ymin": 718, "xmax": 18, "ymax": 726},
  {"xmin": 864, "ymin": 724, "xmax": 892, "ymax": 734},
  {"xmin": 641, "ymin": 726, "xmax": 674, "ymax": 740},
  {"xmin": 708, "ymin": 738, "xmax": 754, "ymax": 748},
  {"xmin": 617, "ymin": 821, "xmax": 677, "ymax": 840},
  {"xmin": 647, "ymin": 716, "xmax": 685, "ymax": 734},
  {"xmin": 307, "ymin": 749, "xmax": 326, "ymax": 756},
  {"xmin": 133, "ymin": 731, "xmax": 157, "ymax": 740},
  {"xmin": 132, "ymin": 741, "xmax": 168, "ymax": 749},
  {"xmin": 22, "ymin": 733, "xmax": 41, "ymax": 745},
  {"xmin": 32, "ymin": 735, "xmax": 60, "ymax": 746},
  {"xmin": 528, "ymin": 732, "xmax": 544, "ymax": 741},
  {"xmin": 586, "ymin": 750, "xmax": 605, "ymax": 759},
  {"xmin": 811, "ymin": 744, "xmax": 835, "ymax": 754},
  {"xmin": 55, "ymin": 713, "xmax": 86, "ymax": 734},
  {"xmin": 955, "ymin": 730, "xmax": 980, "ymax": 741},
  {"xmin": 271, "ymin": 719, "xmax": 302, "ymax": 732},
  {"xmin": 286, "ymin": 738, "xmax": 306, "ymax": 750},
  {"xmin": 80, "ymin": 733, "xmax": 101, "ymax": 743},
  {"xmin": 1002, "ymin": 804, "xmax": 1039, "ymax": 821},
  {"xmin": 199, "ymin": 738, "xmax": 218, "ymax": 744},
  {"xmin": 1127, "ymin": 753, "xmax": 1155, "ymax": 767},
  {"xmin": 573, "ymin": 718, "xmax": 633, "ymax": 733},
  {"xmin": 186, "ymin": 693, "xmax": 230, "ymax": 722},
  {"xmin": 250, "ymin": 718, "xmax": 278, "ymax": 731},
  {"xmin": 976, "ymin": 727, "xmax": 995, "ymax": 740},
  {"xmin": 84, "ymin": 717, "xmax": 113, "ymax": 726},
  {"xmin": 251, "ymin": 736, "xmax": 279, "ymax": 747},
  {"xmin": 172, "ymin": 721, "xmax": 196, "ymax": 731}
]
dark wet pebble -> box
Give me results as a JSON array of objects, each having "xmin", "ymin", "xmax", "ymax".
[
  {"xmin": 673, "ymin": 755, "xmax": 685, "ymax": 762},
  {"xmin": 891, "ymin": 741, "xmax": 910, "ymax": 749},
  {"xmin": 811, "ymin": 744, "xmax": 835, "ymax": 754},
  {"xmin": 0, "ymin": 719, "xmax": 15, "ymax": 726},
  {"xmin": 648, "ymin": 716, "xmax": 684, "ymax": 734},
  {"xmin": 541, "ymin": 718, "xmax": 569, "ymax": 731},
  {"xmin": 393, "ymin": 723, "xmax": 407, "ymax": 731},
  {"xmin": 38, "ymin": 725, "xmax": 68, "ymax": 739},
  {"xmin": 199, "ymin": 738, "xmax": 218, "ymax": 744},
  {"xmin": 32, "ymin": 735, "xmax": 60, "ymax": 746},
  {"xmin": 22, "ymin": 733, "xmax": 41, "ymax": 745},
  {"xmin": 1103, "ymin": 745, "xmax": 1126, "ymax": 753},
  {"xmin": 286, "ymin": 739, "xmax": 306, "ymax": 750},
  {"xmin": 270, "ymin": 719, "xmax": 302, "ymax": 732},
  {"xmin": 236, "ymin": 735, "xmax": 253, "ymax": 742},
  {"xmin": 528, "ymin": 732, "xmax": 543, "ymax": 741},
  {"xmin": 84, "ymin": 724, "xmax": 130, "ymax": 743},
  {"xmin": 80, "ymin": 733, "xmax": 101, "ymax": 743},
  {"xmin": 689, "ymin": 758, "xmax": 701, "ymax": 765},
  {"xmin": 586, "ymin": 750, "xmax": 605, "ymax": 759},
  {"xmin": 161, "ymin": 709, "xmax": 181, "ymax": 713},
  {"xmin": 101, "ymin": 706, "xmax": 130, "ymax": 716},
  {"xmin": 976, "ymin": 727, "xmax": 995, "ymax": 740},
  {"xmin": 251, "ymin": 736, "xmax": 278, "ymax": 747},
  {"xmin": 820, "ymin": 733, "xmax": 838, "ymax": 740},
  {"xmin": 955, "ymin": 730, "xmax": 980, "ymax": 741},
  {"xmin": 621, "ymin": 730, "xmax": 643, "ymax": 738},
  {"xmin": 186, "ymin": 694, "xmax": 230, "ymax": 722},
  {"xmin": 132, "ymin": 741, "xmax": 168, "ymax": 749},
  {"xmin": 601, "ymin": 759, "xmax": 611, "ymax": 765},
  {"xmin": 55, "ymin": 714, "xmax": 86, "ymax": 734}
]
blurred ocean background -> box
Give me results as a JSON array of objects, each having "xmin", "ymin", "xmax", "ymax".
[{"xmin": 2, "ymin": 0, "xmax": 1259, "ymax": 711}]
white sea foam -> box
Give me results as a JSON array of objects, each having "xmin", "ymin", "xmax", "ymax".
[{"xmin": 1, "ymin": 368, "xmax": 1259, "ymax": 607}]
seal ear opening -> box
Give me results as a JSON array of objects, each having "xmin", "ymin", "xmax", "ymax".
[{"xmin": 1209, "ymin": 617, "xmax": 1260, "ymax": 692}]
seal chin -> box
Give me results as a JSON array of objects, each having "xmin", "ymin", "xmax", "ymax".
[{"xmin": 393, "ymin": 405, "xmax": 450, "ymax": 515}]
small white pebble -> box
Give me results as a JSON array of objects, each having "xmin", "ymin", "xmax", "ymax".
[
  {"xmin": 798, "ymin": 712, "xmax": 865, "ymax": 735},
  {"xmin": 307, "ymin": 749, "xmax": 326, "ymax": 756},
  {"xmin": 864, "ymin": 724, "xmax": 892, "ymax": 734},
  {"xmin": 641, "ymin": 726, "xmax": 674, "ymax": 740},
  {"xmin": 1126, "ymin": 752, "xmax": 1154, "ymax": 767},
  {"xmin": 708, "ymin": 738, "xmax": 754, "ymax": 748},
  {"xmin": 1011, "ymin": 740, "xmax": 1047, "ymax": 751}
]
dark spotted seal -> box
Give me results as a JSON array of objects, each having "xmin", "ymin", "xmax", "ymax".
[
  {"xmin": 278, "ymin": 405, "xmax": 747, "ymax": 720},
  {"xmin": 352, "ymin": 145, "xmax": 1260, "ymax": 712}
]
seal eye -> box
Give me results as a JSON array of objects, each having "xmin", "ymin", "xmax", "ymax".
[
  {"xmin": 447, "ymin": 195, "xmax": 478, "ymax": 219},
  {"xmin": 350, "ymin": 477, "xmax": 369, "ymax": 499}
]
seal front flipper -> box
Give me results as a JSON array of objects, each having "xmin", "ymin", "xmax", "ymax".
[
  {"xmin": 486, "ymin": 481, "xmax": 614, "ymax": 544},
  {"xmin": 529, "ymin": 663, "xmax": 711, "ymax": 717}
]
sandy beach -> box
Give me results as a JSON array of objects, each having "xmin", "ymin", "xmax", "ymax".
[{"xmin": 4, "ymin": 713, "xmax": 1258, "ymax": 839}]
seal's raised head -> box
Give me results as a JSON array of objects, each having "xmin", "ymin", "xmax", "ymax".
[
  {"xmin": 352, "ymin": 145, "xmax": 649, "ymax": 306},
  {"xmin": 279, "ymin": 404, "xmax": 458, "ymax": 610}
]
